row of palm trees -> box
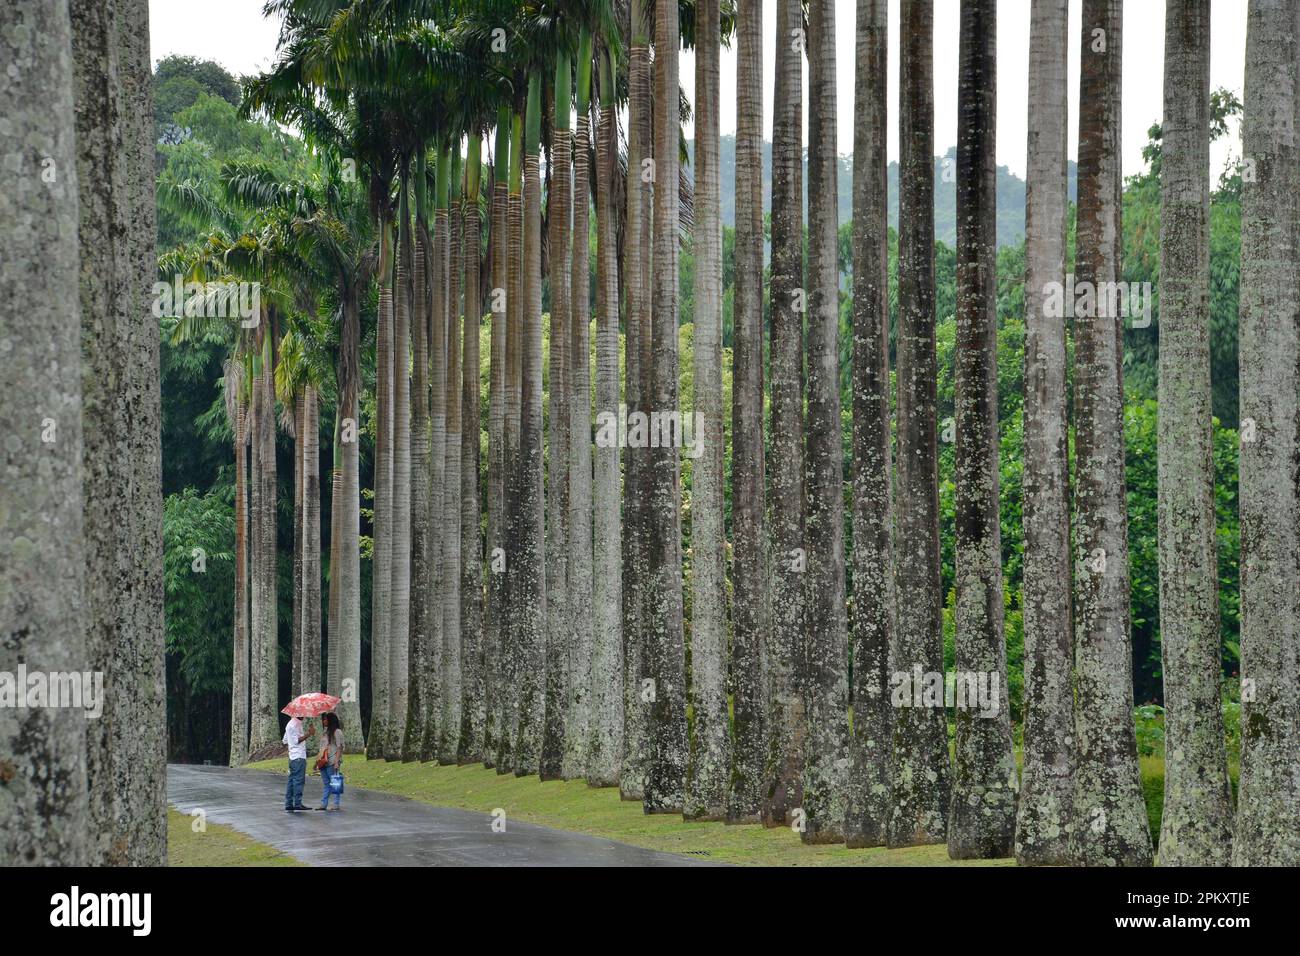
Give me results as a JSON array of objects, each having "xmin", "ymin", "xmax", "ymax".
[{"xmin": 212, "ymin": 0, "xmax": 1299, "ymax": 865}]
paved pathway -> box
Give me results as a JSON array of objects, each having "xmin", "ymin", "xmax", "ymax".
[{"xmin": 167, "ymin": 764, "xmax": 709, "ymax": 867}]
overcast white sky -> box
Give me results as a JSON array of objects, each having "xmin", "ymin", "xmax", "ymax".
[{"xmin": 149, "ymin": 0, "xmax": 1249, "ymax": 180}]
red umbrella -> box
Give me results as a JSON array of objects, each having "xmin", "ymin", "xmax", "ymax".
[{"xmin": 281, "ymin": 693, "xmax": 341, "ymax": 718}]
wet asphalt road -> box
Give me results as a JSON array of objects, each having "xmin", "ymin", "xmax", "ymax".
[{"xmin": 167, "ymin": 764, "xmax": 710, "ymax": 867}]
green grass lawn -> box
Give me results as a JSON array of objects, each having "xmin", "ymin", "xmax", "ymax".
[
  {"xmin": 245, "ymin": 757, "xmax": 1011, "ymax": 866},
  {"xmin": 166, "ymin": 807, "xmax": 304, "ymax": 867}
]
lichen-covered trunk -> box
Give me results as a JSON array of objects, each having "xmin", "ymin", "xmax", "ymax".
[
  {"xmin": 72, "ymin": 1, "xmax": 167, "ymax": 859},
  {"xmin": 1070, "ymin": 0, "xmax": 1153, "ymax": 866},
  {"xmin": 643, "ymin": 0, "xmax": 688, "ymax": 814},
  {"xmin": 1016, "ymin": 0, "xmax": 1075, "ymax": 867},
  {"xmin": 763, "ymin": 0, "xmax": 807, "ymax": 830},
  {"xmin": 292, "ymin": 393, "xmax": 305, "ymax": 700},
  {"xmin": 250, "ymin": 323, "xmax": 281, "ymax": 754},
  {"xmin": 685, "ymin": 0, "xmax": 729, "ymax": 822},
  {"xmin": 405, "ymin": 206, "xmax": 433, "ymax": 763},
  {"xmin": 0, "ymin": 0, "xmax": 89, "ymax": 862},
  {"xmin": 335, "ymin": 287, "xmax": 364, "ymax": 749},
  {"xmin": 948, "ymin": 0, "xmax": 1018, "ymax": 860},
  {"xmin": 621, "ymin": 0, "xmax": 653, "ymax": 801},
  {"xmin": 514, "ymin": 79, "xmax": 549, "ymax": 777},
  {"xmin": 564, "ymin": 43, "xmax": 596, "ymax": 782},
  {"xmin": 542, "ymin": 71, "xmax": 573, "ymax": 780},
  {"xmin": 1155, "ymin": 0, "xmax": 1234, "ymax": 867},
  {"xmin": 727, "ymin": 0, "xmax": 770, "ymax": 824},
  {"xmin": 485, "ymin": 124, "xmax": 510, "ymax": 767},
  {"xmin": 302, "ymin": 386, "xmax": 322, "ymax": 696},
  {"xmin": 801, "ymin": 0, "xmax": 851, "ymax": 846},
  {"xmin": 389, "ymin": 184, "xmax": 414, "ymax": 761},
  {"xmin": 423, "ymin": 194, "xmax": 449, "ymax": 762},
  {"xmin": 845, "ymin": 0, "xmax": 893, "ymax": 850},
  {"xmin": 1233, "ymin": 0, "xmax": 1300, "ymax": 868},
  {"xmin": 590, "ymin": 53, "xmax": 625, "ymax": 788},
  {"xmin": 369, "ymin": 227, "xmax": 394, "ymax": 759},
  {"xmin": 439, "ymin": 174, "xmax": 464, "ymax": 766},
  {"xmin": 460, "ymin": 147, "xmax": 486, "ymax": 765},
  {"xmin": 232, "ymin": 407, "xmax": 250, "ymax": 764},
  {"xmin": 889, "ymin": 0, "xmax": 951, "ymax": 848}
]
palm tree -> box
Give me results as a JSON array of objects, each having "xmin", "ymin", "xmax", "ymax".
[
  {"xmin": 589, "ymin": 40, "xmax": 624, "ymax": 789},
  {"xmin": 485, "ymin": 112, "xmax": 511, "ymax": 768},
  {"xmin": 1233, "ymin": 0, "xmax": 1300, "ymax": 868},
  {"xmin": 514, "ymin": 71, "xmax": 549, "ymax": 776},
  {"xmin": 845, "ymin": 0, "xmax": 892, "ymax": 850},
  {"xmin": 250, "ymin": 308, "xmax": 281, "ymax": 756},
  {"xmin": 1016, "ymin": 0, "xmax": 1074, "ymax": 867},
  {"xmin": 1, "ymin": 0, "xmax": 90, "ymax": 864},
  {"xmin": 685, "ymin": 0, "xmax": 728, "ymax": 822},
  {"xmin": 543, "ymin": 48, "xmax": 575, "ymax": 781},
  {"xmin": 226, "ymin": 357, "xmax": 252, "ymax": 765},
  {"xmin": 643, "ymin": 0, "xmax": 688, "ymax": 814},
  {"xmin": 727, "ymin": 0, "xmax": 769, "ymax": 824},
  {"xmin": 439, "ymin": 145, "xmax": 465, "ymax": 765},
  {"xmin": 763, "ymin": 0, "xmax": 805, "ymax": 830},
  {"xmin": 459, "ymin": 132, "xmax": 487, "ymax": 764},
  {"xmin": 1156, "ymin": 0, "xmax": 1233, "ymax": 867},
  {"xmin": 621, "ymin": 0, "xmax": 653, "ymax": 802},
  {"xmin": 564, "ymin": 27, "xmax": 597, "ymax": 782},
  {"xmin": 889, "ymin": 0, "xmax": 950, "ymax": 849},
  {"xmin": 948, "ymin": 0, "xmax": 1017, "ymax": 860},
  {"xmin": 370, "ymin": 216, "xmax": 395, "ymax": 758},
  {"xmin": 1070, "ymin": 0, "xmax": 1152, "ymax": 867},
  {"xmin": 801, "ymin": 0, "xmax": 850, "ymax": 845}
]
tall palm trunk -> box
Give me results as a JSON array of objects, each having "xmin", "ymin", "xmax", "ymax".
[
  {"xmin": 440, "ymin": 149, "xmax": 465, "ymax": 765},
  {"xmin": 589, "ymin": 44, "xmax": 625, "ymax": 789},
  {"xmin": 327, "ymin": 418, "xmax": 341, "ymax": 701},
  {"xmin": 250, "ymin": 322, "xmax": 281, "ymax": 753},
  {"xmin": 889, "ymin": 0, "xmax": 950, "ymax": 848},
  {"xmin": 0, "ymin": 0, "xmax": 89, "ymax": 864},
  {"xmin": 949, "ymin": 0, "xmax": 1017, "ymax": 860},
  {"xmin": 1070, "ymin": 0, "xmax": 1152, "ymax": 867},
  {"xmin": 369, "ymin": 222, "xmax": 394, "ymax": 758},
  {"xmin": 543, "ymin": 52, "xmax": 574, "ymax": 781},
  {"xmin": 334, "ymin": 285, "xmax": 364, "ymax": 748},
  {"xmin": 727, "ymin": 0, "xmax": 769, "ymax": 823},
  {"xmin": 642, "ymin": 0, "xmax": 688, "ymax": 814},
  {"xmin": 845, "ymin": 0, "xmax": 893, "ymax": 849},
  {"xmin": 302, "ymin": 385, "xmax": 322, "ymax": 695},
  {"xmin": 485, "ymin": 115, "xmax": 511, "ymax": 769},
  {"xmin": 70, "ymin": 0, "xmax": 167, "ymax": 863},
  {"xmin": 405, "ymin": 154, "xmax": 433, "ymax": 762},
  {"xmin": 1233, "ymin": 0, "xmax": 1300, "ymax": 867},
  {"xmin": 621, "ymin": 0, "xmax": 654, "ymax": 801},
  {"xmin": 514, "ymin": 74, "xmax": 549, "ymax": 776},
  {"xmin": 292, "ymin": 391, "xmax": 305, "ymax": 700},
  {"xmin": 564, "ymin": 32, "xmax": 596, "ymax": 782},
  {"xmin": 1156, "ymin": 0, "xmax": 1233, "ymax": 866},
  {"xmin": 422, "ymin": 151, "xmax": 450, "ymax": 762},
  {"xmin": 763, "ymin": 0, "xmax": 805, "ymax": 829},
  {"xmin": 1017, "ymin": 0, "xmax": 1075, "ymax": 867},
  {"xmin": 497, "ymin": 115, "xmax": 526, "ymax": 773},
  {"xmin": 801, "ymin": 0, "xmax": 850, "ymax": 845},
  {"xmin": 685, "ymin": 0, "xmax": 728, "ymax": 822},
  {"xmin": 460, "ymin": 133, "xmax": 487, "ymax": 764},
  {"xmin": 231, "ymin": 396, "xmax": 251, "ymax": 765},
  {"xmin": 388, "ymin": 173, "xmax": 414, "ymax": 760}
]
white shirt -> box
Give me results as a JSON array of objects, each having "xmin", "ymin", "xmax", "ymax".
[{"xmin": 283, "ymin": 717, "xmax": 307, "ymax": 761}]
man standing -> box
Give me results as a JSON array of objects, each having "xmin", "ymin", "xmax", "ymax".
[{"xmin": 283, "ymin": 715, "xmax": 314, "ymax": 811}]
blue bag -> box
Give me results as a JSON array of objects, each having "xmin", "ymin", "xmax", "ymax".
[{"xmin": 329, "ymin": 770, "xmax": 344, "ymax": 795}]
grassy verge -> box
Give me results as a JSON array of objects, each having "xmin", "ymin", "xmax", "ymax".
[
  {"xmin": 245, "ymin": 757, "xmax": 1009, "ymax": 866},
  {"xmin": 167, "ymin": 807, "xmax": 304, "ymax": 867}
]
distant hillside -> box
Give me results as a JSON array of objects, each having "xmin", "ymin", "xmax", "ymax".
[{"xmin": 688, "ymin": 135, "xmax": 1079, "ymax": 249}]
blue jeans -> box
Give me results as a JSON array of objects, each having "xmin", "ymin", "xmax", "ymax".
[
  {"xmin": 285, "ymin": 758, "xmax": 306, "ymax": 808},
  {"xmin": 320, "ymin": 765, "xmax": 341, "ymax": 808}
]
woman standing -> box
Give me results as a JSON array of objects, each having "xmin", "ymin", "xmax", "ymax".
[{"xmin": 316, "ymin": 713, "xmax": 345, "ymax": 810}]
